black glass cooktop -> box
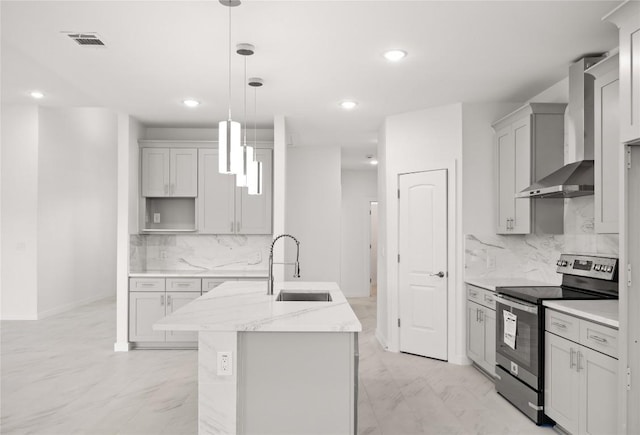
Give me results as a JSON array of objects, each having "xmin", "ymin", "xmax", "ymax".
[{"xmin": 496, "ymin": 286, "xmax": 616, "ymax": 305}]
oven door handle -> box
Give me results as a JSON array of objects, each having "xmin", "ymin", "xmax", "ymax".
[{"xmin": 494, "ymin": 294, "xmax": 538, "ymax": 314}]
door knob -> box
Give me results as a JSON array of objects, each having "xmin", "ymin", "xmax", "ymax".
[{"xmin": 429, "ymin": 271, "xmax": 445, "ymax": 278}]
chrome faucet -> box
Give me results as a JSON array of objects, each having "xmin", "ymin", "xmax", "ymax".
[{"xmin": 268, "ymin": 234, "xmax": 301, "ymax": 295}]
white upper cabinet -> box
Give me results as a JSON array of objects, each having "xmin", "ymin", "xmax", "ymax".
[
  {"xmin": 589, "ymin": 54, "xmax": 620, "ymax": 233},
  {"xmin": 493, "ymin": 103, "xmax": 566, "ymax": 235},
  {"xmin": 141, "ymin": 148, "xmax": 197, "ymax": 197},
  {"xmin": 605, "ymin": 1, "xmax": 640, "ymax": 144},
  {"xmin": 198, "ymin": 148, "xmax": 272, "ymax": 235}
]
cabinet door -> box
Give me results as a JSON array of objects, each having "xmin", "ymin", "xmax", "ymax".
[
  {"xmin": 496, "ymin": 126, "xmax": 514, "ymax": 234},
  {"xmin": 129, "ymin": 292, "xmax": 166, "ymax": 342},
  {"xmin": 141, "ymin": 148, "xmax": 170, "ymax": 197},
  {"xmin": 483, "ymin": 307, "xmax": 496, "ymax": 376},
  {"xmin": 595, "ymin": 70, "xmax": 620, "ymax": 233},
  {"xmin": 467, "ymin": 301, "xmax": 484, "ymax": 365},
  {"xmin": 580, "ymin": 346, "xmax": 618, "ymax": 435},
  {"xmin": 544, "ymin": 332, "xmax": 580, "ymax": 434},
  {"xmin": 619, "ymin": 18, "xmax": 640, "ymax": 143},
  {"xmin": 512, "ymin": 116, "xmax": 532, "ymax": 234},
  {"xmin": 198, "ymin": 149, "xmax": 236, "ymax": 234},
  {"xmin": 236, "ymin": 149, "xmax": 273, "ymax": 234},
  {"xmin": 165, "ymin": 291, "xmax": 200, "ymax": 342},
  {"xmin": 170, "ymin": 148, "xmax": 198, "ymax": 197}
]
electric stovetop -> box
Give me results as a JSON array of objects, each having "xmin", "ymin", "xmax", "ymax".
[{"xmin": 496, "ymin": 286, "xmax": 616, "ymax": 305}]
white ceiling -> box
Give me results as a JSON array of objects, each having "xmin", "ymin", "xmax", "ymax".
[{"xmin": 1, "ymin": 1, "xmax": 621, "ymax": 170}]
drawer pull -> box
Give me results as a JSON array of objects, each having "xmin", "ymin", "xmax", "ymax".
[
  {"xmin": 570, "ymin": 348, "xmax": 576, "ymax": 369},
  {"xmin": 589, "ymin": 335, "xmax": 608, "ymax": 344},
  {"xmin": 176, "ymin": 283, "xmax": 190, "ymax": 287},
  {"xmin": 141, "ymin": 283, "xmax": 155, "ymax": 287},
  {"xmin": 470, "ymin": 291, "xmax": 478, "ymax": 297},
  {"xmin": 551, "ymin": 321, "xmax": 567, "ymax": 329},
  {"xmin": 160, "ymin": 294, "xmax": 165, "ymax": 306},
  {"xmin": 484, "ymin": 295, "xmax": 494, "ymax": 303}
]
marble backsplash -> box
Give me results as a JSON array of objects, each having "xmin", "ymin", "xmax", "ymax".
[
  {"xmin": 465, "ymin": 197, "xmax": 619, "ymax": 284},
  {"xmin": 130, "ymin": 234, "xmax": 272, "ymax": 272}
]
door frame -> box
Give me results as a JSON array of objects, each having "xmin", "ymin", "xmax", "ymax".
[
  {"xmin": 367, "ymin": 200, "xmax": 378, "ymax": 297},
  {"xmin": 386, "ymin": 162, "xmax": 460, "ymax": 363}
]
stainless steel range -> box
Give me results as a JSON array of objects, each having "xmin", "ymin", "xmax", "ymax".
[{"xmin": 493, "ymin": 254, "xmax": 618, "ymax": 425}]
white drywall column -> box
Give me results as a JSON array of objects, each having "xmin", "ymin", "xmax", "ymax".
[
  {"xmin": 0, "ymin": 105, "xmax": 39, "ymax": 319},
  {"xmin": 115, "ymin": 114, "xmax": 142, "ymax": 351},
  {"xmin": 272, "ymin": 115, "xmax": 287, "ymax": 281},
  {"xmin": 376, "ymin": 123, "xmax": 388, "ymax": 346}
]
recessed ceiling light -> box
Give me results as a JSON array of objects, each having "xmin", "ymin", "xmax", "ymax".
[
  {"xmin": 183, "ymin": 99, "xmax": 200, "ymax": 108},
  {"xmin": 340, "ymin": 100, "xmax": 358, "ymax": 110},
  {"xmin": 384, "ymin": 49, "xmax": 407, "ymax": 62},
  {"xmin": 30, "ymin": 90, "xmax": 44, "ymax": 99}
]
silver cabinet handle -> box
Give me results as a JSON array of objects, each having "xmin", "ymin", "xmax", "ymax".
[
  {"xmin": 167, "ymin": 295, "xmax": 172, "ymax": 307},
  {"xmin": 552, "ymin": 321, "xmax": 568, "ymax": 329},
  {"xmin": 160, "ymin": 294, "xmax": 164, "ymax": 306},
  {"xmin": 429, "ymin": 271, "xmax": 445, "ymax": 278},
  {"xmin": 176, "ymin": 283, "xmax": 190, "ymax": 288},
  {"xmin": 589, "ymin": 335, "xmax": 608, "ymax": 344},
  {"xmin": 577, "ymin": 350, "xmax": 583, "ymax": 372},
  {"xmin": 469, "ymin": 290, "xmax": 478, "ymax": 297},
  {"xmin": 164, "ymin": 184, "xmax": 169, "ymax": 195},
  {"xmin": 230, "ymin": 221, "xmax": 234, "ymax": 232},
  {"xmin": 476, "ymin": 309, "xmax": 480, "ymax": 322},
  {"xmin": 479, "ymin": 310, "xmax": 484, "ymax": 323},
  {"xmin": 484, "ymin": 294, "xmax": 494, "ymax": 303},
  {"xmin": 570, "ymin": 347, "xmax": 576, "ymax": 369},
  {"xmin": 141, "ymin": 283, "xmax": 154, "ymax": 287}
]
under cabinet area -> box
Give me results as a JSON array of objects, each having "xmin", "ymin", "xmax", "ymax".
[
  {"xmin": 589, "ymin": 54, "xmax": 620, "ymax": 233},
  {"xmin": 492, "ymin": 103, "xmax": 565, "ymax": 234},
  {"xmin": 544, "ymin": 309, "xmax": 618, "ymax": 435},
  {"xmin": 466, "ymin": 284, "xmax": 496, "ymax": 377},
  {"xmin": 198, "ymin": 148, "xmax": 273, "ymax": 235}
]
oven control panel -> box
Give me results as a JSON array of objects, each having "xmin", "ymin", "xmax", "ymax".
[{"xmin": 556, "ymin": 254, "xmax": 618, "ymax": 280}]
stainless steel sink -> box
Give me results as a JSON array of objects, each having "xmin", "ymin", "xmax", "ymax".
[{"xmin": 275, "ymin": 291, "xmax": 332, "ymax": 302}]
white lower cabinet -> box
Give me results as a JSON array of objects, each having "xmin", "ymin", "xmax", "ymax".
[
  {"xmin": 129, "ymin": 291, "xmax": 200, "ymax": 344},
  {"xmin": 466, "ymin": 284, "xmax": 496, "ymax": 377},
  {"xmin": 544, "ymin": 311, "xmax": 618, "ymax": 434}
]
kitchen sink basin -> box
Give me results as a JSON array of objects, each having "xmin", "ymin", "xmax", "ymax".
[{"xmin": 275, "ymin": 291, "xmax": 332, "ymax": 302}]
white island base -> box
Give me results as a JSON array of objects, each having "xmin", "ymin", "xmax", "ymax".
[{"xmin": 155, "ymin": 281, "xmax": 362, "ymax": 435}]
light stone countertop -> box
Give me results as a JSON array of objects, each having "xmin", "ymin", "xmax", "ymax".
[
  {"xmin": 543, "ymin": 299, "xmax": 619, "ymax": 329},
  {"xmin": 154, "ymin": 281, "xmax": 362, "ymax": 333},
  {"xmin": 465, "ymin": 277, "xmax": 556, "ymax": 292},
  {"xmin": 129, "ymin": 269, "xmax": 268, "ymax": 278}
]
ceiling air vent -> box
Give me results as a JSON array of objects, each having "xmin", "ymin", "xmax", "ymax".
[{"xmin": 67, "ymin": 33, "xmax": 105, "ymax": 46}]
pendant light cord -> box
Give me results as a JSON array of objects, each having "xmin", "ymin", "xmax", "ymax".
[
  {"xmin": 227, "ymin": 5, "xmax": 232, "ymax": 121},
  {"xmin": 243, "ymin": 56, "xmax": 247, "ymax": 147},
  {"xmin": 253, "ymin": 85, "xmax": 257, "ymax": 159}
]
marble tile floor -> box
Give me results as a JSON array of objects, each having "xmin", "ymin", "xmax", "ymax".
[{"xmin": 1, "ymin": 296, "xmax": 555, "ymax": 435}]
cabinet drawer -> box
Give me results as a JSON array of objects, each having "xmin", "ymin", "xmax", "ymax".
[
  {"xmin": 129, "ymin": 278, "xmax": 165, "ymax": 292},
  {"xmin": 546, "ymin": 309, "xmax": 580, "ymax": 342},
  {"xmin": 166, "ymin": 278, "xmax": 201, "ymax": 292},
  {"xmin": 466, "ymin": 285, "xmax": 496, "ymax": 310},
  {"xmin": 580, "ymin": 320, "xmax": 618, "ymax": 359},
  {"xmin": 202, "ymin": 278, "xmax": 229, "ymax": 292}
]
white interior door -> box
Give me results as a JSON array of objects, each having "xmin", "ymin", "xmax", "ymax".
[{"xmin": 398, "ymin": 169, "xmax": 448, "ymax": 360}]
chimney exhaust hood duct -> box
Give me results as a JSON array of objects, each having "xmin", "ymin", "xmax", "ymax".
[{"xmin": 517, "ymin": 55, "xmax": 604, "ymax": 199}]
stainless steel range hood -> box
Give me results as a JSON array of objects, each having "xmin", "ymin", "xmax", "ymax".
[
  {"xmin": 518, "ymin": 56, "xmax": 604, "ymax": 199},
  {"xmin": 515, "ymin": 160, "xmax": 594, "ymax": 198}
]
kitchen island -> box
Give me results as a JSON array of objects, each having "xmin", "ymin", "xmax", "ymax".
[{"xmin": 155, "ymin": 280, "xmax": 361, "ymax": 435}]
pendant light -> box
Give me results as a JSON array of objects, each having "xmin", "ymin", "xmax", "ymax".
[
  {"xmin": 235, "ymin": 43, "xmax": 254, "ymax": 187},
  {"xmin": 218, "ymin": 0, "xmax": 242, "ymax": 175},
  {"xmin": 247, "ymin": 77, "xmax": 263, "ymax": 195}
]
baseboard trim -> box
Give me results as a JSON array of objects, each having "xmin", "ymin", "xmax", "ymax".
[
  {"xmin": 37, "ymin": 292, "xmax": 114, "ymax": 319},
  {"xmin": 375, "ymin": 328, "xmax": 389, "ymax": 350},
  {"xmin": 449, "ymin": 354, "xmax": 472, "ymax": 366},
  {"xmin": 114, "ymin": 341, "xmax": 132, "ymax": 352}
]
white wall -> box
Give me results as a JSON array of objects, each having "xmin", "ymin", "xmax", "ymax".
[
  {"xmin": 37, "ymin": 107, "xmax": 118, "ymax": 317},
  {"xmin": 1, "ymin": 105, "xmax": 39, "ymax": 319},
  {"xmin": 376, "ymin": 123, "xmax": 388, "ymax": 346},
  {"xmin": 379, "ymin": 103, "xmax": 464, "ymax": 362},
  {"xmin": 340, "ymin": 170, "xmax": 377, "ymax": 297},
  {"xmin": 285, "ymin": 146, "xmax": 341, "ymax": 283}
]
